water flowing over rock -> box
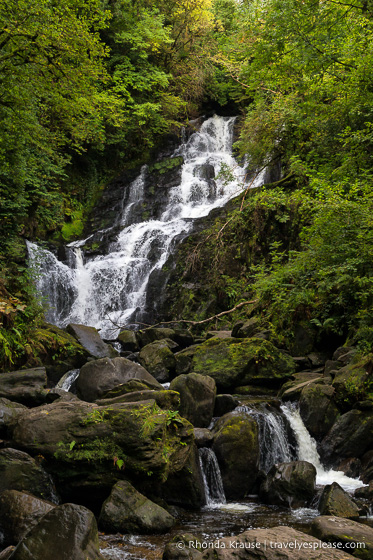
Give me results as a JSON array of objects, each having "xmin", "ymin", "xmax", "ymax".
[
  {"xmin": 28, "ymin": 116, "xmax": 262, "ymax": 337},
  {"xmin": 198, "ymin": 447, "xmax": 226, "ymax": 506}
]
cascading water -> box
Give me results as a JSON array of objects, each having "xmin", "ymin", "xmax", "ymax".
[
  {"xmin": 28, "ymin": 116, "xmax": 264, "ymax": 337},
  {"xmin": 56, "ymin": 369, "xmax": 80, "ymax": 392},
  {"xmin": 281, "ymin": 403, "xmax": 364, "ymax": 491},
  {"xmin": 199, "ymin": 447, "xmax": 226, "ymax": 506}
]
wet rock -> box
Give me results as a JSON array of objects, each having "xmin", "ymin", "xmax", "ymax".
[
  {"xmin": 355, "ymin": 481, "xmax": 373, "ymax": 500},
  {"xmin": 9, "ymin": 400, "xmax": 193, "ymax": 505},
  {"xmin": 8, "ymin": 503, "xmax": 104, "ymax": 560},
  {"xmin": 336, "ymin": 457, "xmax": 361, "ymax": 479},
  {"xmin": 260, "ymin": 461, "xmax": 316, "ymax": 508},
  {"xmin": 99, "ymin": 479, "xmax": 175, "ymax": 534},
  {"xmin": 311, "ymin": 516, "xmax": 373, "ymax": 559},
  {"xmin": 161, "ymin": 443, "xmax": 206, "ymax": 509},
  {"xmin": 299, "ymin": 384, "xmax": 339, "ymax": 438},
  {"xmin": 193, "ymin": 428, "xmax": 213, "ymax": 448},
  {"xmin": 174, "ymin": 346, "xmax": 199, "ymax": 375},
  {"xmin": 97, "ymin": 389, "xmax": 180, "ymax": 410},
  {"xmin": 213, "ymin": 394, "xmax": 239, "ymax": 417},
  {"xmin": 361, "ymin": 451, "xmax": 373, "ymax": 483},
  {"xmin": 0, "ymin": 368, "xmax": 47, "ymax": 407},
  {"xmin": 0, "ymin": 448, "xmax": 57, "ymax": 502},
  {"xmin": 76, "ymin": 356, "xmax": 162, "ymax": 402},
  {"xmin": 138, "ymin": 340, "xmax": 177, "ymax": 382},
  {"xmin": 201, "ymin": 525, "xmax": 355, "ymax": 560},
  {"xmin": 319, "ymin": 482, "xmax": 360, "ymax": 519},
  {"xmin": 117, "ymin": 329, "xmax": 140, "ymax": 352},
  {"xmin": 279, "ymin": 374, "xmax": 325, "ymax": 400},
  {"xmin": 170, "ymin": 373, "xmax": 216, "ymax": 428},
  {"xmin": 212, "ymin": 411, "xmax": 259, "ymax": 499},
  {"xmin": 0, "ymin": 490, "xmax": 55, "ymax": 546},
  {"xmin": 231, "ymin": 318, "xmax": 262, "ymax": 339},
  {"xmin": 0, "ymin": 398, "xmax": 27, "ymax": 436},
  {"xmin": 320, "ymin": 409, "xmax": 373, "ymax": 464},
  {"xmin": 66, "ymin": 324, "xmax": 118, "ymax": 358},
  {"xmin": 163, "ymin": 533, "xmax": 202, "ymax": 560},
  {"xmin": 191, "ymin": 337, "xmax": 295, "ymax": 391}
]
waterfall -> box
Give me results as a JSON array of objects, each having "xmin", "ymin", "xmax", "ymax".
[
  {"xmin": 281, "ymin": 403, "xmax": 364, "ymax": 491},
  {"xmin": 28, "ymin": 115, "xmax": 264, "ymax": 338},
  {"xmin": 237, "ymin": 404, "xmax": 295, "ymax": 473},
  {"xmin": 56, "ymin": 369, "xmax": 80, "ymax": 392},
  {"xmin": 199, "ymin": 447, "xmax": 226, "ymax": 506}
]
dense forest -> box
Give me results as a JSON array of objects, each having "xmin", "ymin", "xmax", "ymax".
[{"xmin": 1, "ymin": 0, "xmax": 373, "ymax": 370}]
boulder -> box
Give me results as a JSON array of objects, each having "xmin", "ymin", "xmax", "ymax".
[
  {"xmin": 231, "ymin": 318, "xmax": 262, "ymax": 339},
  {"xmin": 191, "ymin": 337, "xmax": 295, "ymax": 391},
  {"xmin": 170, "ymin": 373, "xmax": 216, "ymax": 428},
  {"xmin": 333, "ymin": 356, "xmax": 373, "ymax": 411},
  {"xmin": 162, "ymin": 443, "xmax": 206, "ymax": 509},
  {"xmin": 0, "ymin": 398, "xmax": 27, "ymax": 436},
  {"xmin": 201, "ymin": 526, "xmax": 355, "ymax": 560},
  {"xmin": 0, "ymin": 448, "xmax": 57, "ymax": 502},
  {"xmin": 355, "ymin": 481, "xmax": 373, "ymax": 501},
  {"xmin": 174, "ymin": 346, "xmax": 199, "ymax": 376},
  {"xmin": 336, "ymin": 457, "xmax": 362, "ymax": 479},
  {"xmin": 319, "ymin": 482, "xmax": 360, "ymax": 519},
  {"xmin": 9, "ymin": 400, "xmax": 194, "ymax": 505},
  {"xmin": 138, "ymin": 340, "xmax": 177, "ymax": 382},
  {"xmin": 101, "ymin": 378, "xmax": 160, "ymax": 397},
  {"xmin": 0, "ymin": 368, "xmax": 47, "ymax": 406},
  {"xmin": 260, "ymin": 461, "xmax": 316, "ymax": 508},
  {"xmin": 117, "ymin": 329, "xmax": 140, "ymax": 352},
  {"xmin": 66, "ymin": 323, "xmax": 118, "ymax": 358},
  {"xmin": 163, "ymin": 533, "xmax": 202, "ymax": 560},
  {"xmin": 8, "ymin": 503, "xmax": 104, "ymax": 560},
  {"xmin": 0, "ymin": 490, "xmax": 55, "ymax": 546},
  {"xmin": 76, "ymin": 356, "xmax": 162, "ymax": 402},
  {"xmin": 279, "ymin": 373, "xmax": 326, "ymax": 400},
  {"xmin": 320, "ymin": 409, "xmax": 373, "ymax": 464},
  {"xmin": 212, "ymin": 411, "xmax": 259, "ymax": 499},
  {"xmin": 99, "ymin": 479, "xmax": 175, "ymax": 534},
  {"xmin": 138, "ymin": 327, "xmax": 178, "ymax": 347},
  {"xmin": 311, "ymin": 516, "xmax": 373, "ymax": 559},
  {"xmin": 97, "ymin": 389, "xmax": 180, "ymax": 410},
  {"xmin": 361, "ymin": 451, "xmax": 373, "ymax": 483},
  {"xmin": 193, "ymin": 428, "xmax": 213, "ymax": 448},
  {"xmin": 213, "ymin": 394, "xmax": 239, "ymax": 417},
  {"xmin": 299, "ymin": 384, "xmax": 340, "ymax": 439}
]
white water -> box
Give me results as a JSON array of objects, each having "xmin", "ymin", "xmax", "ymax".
[
  {"xmin": 56, "ymin": 369, "xmax": 80, "ymax": 392},
  {"xmin": 281, "ymin": 403, "xmax": 365, "ymax": 491},
  {"xmin": 199, "ymin": 447, "xmax": 226, "ymax": 506},
  {"xmin": 28, "ymin": 116, "xmax": 264, "ymax": 337}
]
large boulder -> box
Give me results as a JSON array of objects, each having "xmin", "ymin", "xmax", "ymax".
[
  {"xmin": 319, "ymin": 482, "xmax": 360, "ymax": 519},
  {"xmin": 117, "ymin": 329, "xmax": 140, "ymax": 352},
  {"xmin": 0, "ymin": 448, "xmax": 57, "ymax": 502},
  {"xmin": 333, "ymin": 355, "xmax": 373, "ymax": 411},
  {"xmin": 66, "ymin": 323, "xmax": 118, "ymax": 358},
  {"xmin": 201, "ymin": 526, "xmax": 355, "ymax": 560},
  {"xmin": 7, "ymin": 503, "xmax": 104, "ymax": 560},
  {"xmin": 9, "ymin": 400, "xmax": 194, "ymax": 505},
  {"xmin": 170, "ymin": 373, "xmax": 216, "ymax": 428},
  {"xmin": 76, "ymin": 356, "xmax": 162, "ymax": 402},
  {"xmin": 174, "ymin": 346, "xmax": 199, "ymax": 376},
  {"xmin": 260, "ymin": 461, "xmax": 316, "ymax": 508},
  {"xmin": 299, "ymin": 384, "xmax": 340, "ymax": 439},
  {"xmin": 0, "ymin": 398, "xmax": 27, "ymax": 437},
  {"xmin": 0, "ymin": 490, "xmax": 55, "ymax": 546},
  {"xmin": 213, "ymin": 394, "xmax": 239, "ymax": 417},
  {"xmin": 191, "ymin": 337, "xmax": 295, "ymax": 391},
  {"xmin": 99, "ymin": 479, "xmax": 175, "ymax": 534},
  {"xmin": 212, "ymin": 412, "xmax": 259, "ymax": 499},
  {"xmin": 0, "ymin": 368, "xmax": 47, "ymax": 406},
  {"xmin": 138, "ymin": 340, "xmax": 177, "ymax": 382},
  {"xmin": 320, "ymin": 409, "xmax": 373, "ymax": 464},
  {"xmin": 311, "ymin": 516, "xmax": 373, "ymax": 559}
]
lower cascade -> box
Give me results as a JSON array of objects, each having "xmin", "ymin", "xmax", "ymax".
[
  {"xmin": 199, "ymin": 447, "xmax": 226, "ymax": 506},
  {"xmin": 27, "ymin": 115, "xmax": 264, "ymax": 337}
]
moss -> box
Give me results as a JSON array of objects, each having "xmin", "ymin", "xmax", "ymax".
[{"xmin": 148, "ymin": 156, "xmax": 184, "ymax": 175}]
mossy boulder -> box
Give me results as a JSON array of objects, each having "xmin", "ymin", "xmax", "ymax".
[
  {"xmin": 8, "ymin": 503, "xmax": 104, "ymax": 560},
  {"xmin": 212, "ymin": 411, "xmax": 259, "ymax": 499},
  {"xmin": 138, "ymin": 340, "xmax": 177, "ymax": 382},
  {"xmin": 191, "ymin": 337, "xmax": 295, "ymax": 391},
  {"xmin": 9, "ymin": 400, "xmax": 194, "ymax": 505},
  {"xmin": 0, "ymin": 490, "xmax": 55, "ymax": 546},
  {"xmin": 99, "ymin": 479, "xmax": 175, "ymax": 534},
  {"xmin": 311, "ymin": 516, "xmax": 373, "ymax": 560},
  {"xmin": 299, "ymin": 384, "xmax": 340, "ymax": 439},
  {"xmin": 117, "ymin": 329, "xmax": 140, "ymax": 352},
  {"xmin": 319, "ymin": 482, "xmax": 360, "ymax": 519},
  {"xmin": 260, "ymin": 461, "xmax": 316, "ymax": 508},
  {"xmin": 170, "ymin": 373, "xmax": 216, "ymax": 428},
  {"xmin": 333, "ymin": 355, "xmax": 373, "ymax": 411},
  {"xmin": 174, "ymin": 346, "xmax": 200, "ymax": 376}
]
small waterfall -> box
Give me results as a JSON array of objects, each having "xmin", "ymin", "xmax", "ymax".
[
  {"xmin": 237, "ymin": 404, "xmax": 295, "ymax": 473},
  {"xmin": 56, "ymin": 369, "xmax": 80, "ymax": 392},
  {"xmin": 28, "ymin": 115, "xmax": 265, "ymax": 338},
  {"xmin": 199, "ymin": 447, "xmax": 226, "ymax": 506},
  {"xmin": 281, "ymin": 403, "xmax": 364, "ymax": 491}
]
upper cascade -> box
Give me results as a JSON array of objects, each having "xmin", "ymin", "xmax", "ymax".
[{"xmin": 28, "ymin": 115, "xmax": 264, "ymax": 337}]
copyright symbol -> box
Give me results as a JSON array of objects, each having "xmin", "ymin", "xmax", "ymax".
[{"xmin": 176, "ymin": 542, "xmax": 185, "ymax": 550}]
